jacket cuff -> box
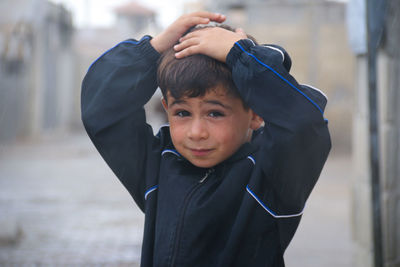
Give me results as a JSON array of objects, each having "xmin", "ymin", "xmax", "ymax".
[
  {"xmin": 132, "ymin": 35, "xmax": 160, "ymax": 62},
  {"xmin": 226, "ymin": 39, "xmax": 255, "ymax": 69}
]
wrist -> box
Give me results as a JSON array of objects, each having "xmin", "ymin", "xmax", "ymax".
[
  {"xmin": 150, "ymin": 35, "xmax": 165, "ymax": 53},
  {"xmin": 135, "ymin": 36, "xmax": 160, "ymax": 62},
  {"xmin": 221, "ymin": 37, "xmax": 243, "ymax": 63},
  {"xmin": 226, "ymin": 39, "xmax": 253, "ymax": 68}
]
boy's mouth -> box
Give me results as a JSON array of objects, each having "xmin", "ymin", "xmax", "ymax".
[{"xmin": 190, "ymin": 148, "xmax": 214, "ymax": 157}]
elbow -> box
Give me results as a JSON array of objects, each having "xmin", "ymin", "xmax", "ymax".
[
  {"xmin": 284, "ymin": 116, "xmax": 331, "ymax": 158},
  {"xmin": 81, "ymin": 109, "xmax": 95, "ymax": 137},
  {"xmin": 81, "ymin": 101, "xmax": 100, "ymax": 138}
]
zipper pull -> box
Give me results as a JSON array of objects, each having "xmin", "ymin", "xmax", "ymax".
[{"xmin": 199, "ymin": 168, "xmax": 214, "ymax": 183}]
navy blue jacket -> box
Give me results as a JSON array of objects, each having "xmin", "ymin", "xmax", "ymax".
[{"xmin": 81, "ymin": 36, "xmax": 331, "ymax": 267}]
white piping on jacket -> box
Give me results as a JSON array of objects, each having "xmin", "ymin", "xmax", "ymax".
[
  {"xmin": 161, "ymin": 149, "xmax": 181, "ymax": 157},
  {"xmin": 263, "ymin": 45, "xmax": 285, "ymax": 63},
  {"xmin": 302, "ymin": 84, "xmax": 328, "ymax": 101},
  {"xmin": 246, "ymin": 185, "xmax": 305, "ymax": 218},
  {"xmin": 144, "ymin": 185, "xmax": 158, "ymax": 200}
]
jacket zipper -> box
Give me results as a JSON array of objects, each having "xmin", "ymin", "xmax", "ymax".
[{"xmin": 169, "ymin": 168, "xmax": 214, "ymax": 267}]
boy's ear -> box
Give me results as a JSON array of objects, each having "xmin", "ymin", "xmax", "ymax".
[
  {"xmin": 161, "ymin": 98, "xmax": 168, "ymax": 112},
  {"xmin": 250, "ymin": 110, "xmax": 264, "ymax": 130}
]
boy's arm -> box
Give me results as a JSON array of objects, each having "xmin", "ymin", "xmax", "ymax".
[
  {"xmin": 81, "ymin": 12, "xmax": 226, "ymax": 211},
  {"xmin": 81, "ymin": 37, "xmax": 160, "ymax": 211},
  {"xmin": 175, "ymin": 27, "xmax": 331, "ymax": 216},
  {"xmin": 229, "ymin": 40, "xmax": 331, "ymax": 217}
]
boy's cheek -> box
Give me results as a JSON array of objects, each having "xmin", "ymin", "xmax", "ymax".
[{"xmin": 168, "ymin": 124, "xmax": 185, "ymax": 141}]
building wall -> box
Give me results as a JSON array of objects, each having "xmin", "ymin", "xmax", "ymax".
[
  {"xmin": 378, "ymin": 1, "xmax": 400, "ymax": 265},
  {"xmin": 351, "ymin": 0, "xmax": 400, "ymax": 266},
  {"xmin": 351, "ymin": 55, "xmax": 374, "ymax": 267},
  {"xmin": 0, "ymin": 0, "xmax": 75, "ymax": 142}
]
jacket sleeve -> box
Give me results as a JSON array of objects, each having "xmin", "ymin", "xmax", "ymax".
[
  {"xmin": 81, "ymin": 36, "xmax": 161, "ymax": 211},
  {"xmin": 226, "ymin": 39, "xmax": 331, "ymax": 217}
]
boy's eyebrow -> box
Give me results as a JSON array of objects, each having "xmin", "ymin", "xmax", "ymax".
[
  {"xmin": 204, "ymin": 100, "xmax": 232, "ymax": 110},
  {"xmin": 168, "ymin": 99, "xmax": 233, "ymax": 110},
  {"xmin": 169, "ymin": 99, "xmax": 186, "ymax": 107}
]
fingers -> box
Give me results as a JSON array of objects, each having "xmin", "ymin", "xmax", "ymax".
[
  {"xmin": 174, "ymin": 37, "xmax": 200, "ymax": 53},
  {"xmin": 183, "ymin": 11, "xmax": 226, "ymax": 23},
  {"xmin": 173, "ymin": 31, "xmax": 204, "ymax": 58},
  {"xmin": 174, "ymin": 46, "xmax": 199, "ymax": 59},
  {"xmin": 151, "ymin": 12, "xmax": 226, "ymax": 53},
  {"xmin": 173, "ymin": 27, "xmax": 242, "ymax": 61},
  {"xmin": 181, "ymin": 16, "xmax": 210, "ymax": 29},
  {"xmin": 178, "ymin": 30, "xmax": 201, "ymax": 43},
  {"xmin": 178, "ymin": 12, "xmax": 226, "ymax": 30},
  {"xmin": 235, "ymin": 27, "xmax": 247, "ymax": 38}
]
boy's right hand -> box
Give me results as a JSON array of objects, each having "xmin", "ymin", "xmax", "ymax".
[{"xmin": 150, "ymin": 12, "xmax": 226, "ymax": 54}]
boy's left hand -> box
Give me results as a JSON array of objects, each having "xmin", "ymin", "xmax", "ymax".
[{"xmin": 174, "ymin": 27, "xmax": 247, "ymax": 62}]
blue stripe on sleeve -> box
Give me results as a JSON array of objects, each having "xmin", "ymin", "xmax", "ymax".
[{"xmin": 234, "ymin": 42, "xmax": 325, "ymax": 116}]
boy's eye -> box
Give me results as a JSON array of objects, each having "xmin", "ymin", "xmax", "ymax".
[
  {"xmin": 209, "ymin": 111, "xmax": 224, "ymax": 118},
  {"xmin": 175, "ymin": 110, "xmax": 190, "ymax": 117}
]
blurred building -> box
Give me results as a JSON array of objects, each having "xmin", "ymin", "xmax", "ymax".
[
  {"xmin": 114, "ymin": 1, "xmax": 157, "ymax": 38},
  {"xmin": 74, "ymin": 1, "xmax": 165, "ymax": 132},
  {"xmin": 0, "ymin": 0, "xmax": 76, "ymax": 142},
  {"xmin": 349, "ymin": 0, "xmax": 400, "ymax": 266},
  {"xmin": 0, "ymin": 0, "xmax": 165, "ymax": 143},
  {"xmin": 192, "ymin": 0, "xmax": 354, "ymax": 154}
]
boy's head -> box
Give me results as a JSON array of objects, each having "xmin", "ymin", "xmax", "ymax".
[
  {"xmin": 157, "ymin": 25, "xmax": 263, "ymax": 168},
  {"xmin": 158, "ymin": 24, "xmax": 257, "ymax": 103}
]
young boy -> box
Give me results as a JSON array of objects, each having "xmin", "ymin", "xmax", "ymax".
[{"xmin": 81, "ymin": 12, "xmax": 331, "ymax": 267}]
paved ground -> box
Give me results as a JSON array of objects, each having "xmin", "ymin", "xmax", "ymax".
[
  {"xmin": 285, "ymin": 152, "xmax": 354, "ymax": 266},
  {"xmin": 0, "ymin": 131, "xmax": 354, "ymax": 266}
]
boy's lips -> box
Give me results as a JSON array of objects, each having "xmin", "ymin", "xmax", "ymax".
[{"xmin": 189, "ymin": 148, "xmax": 214, "ymax": 157}]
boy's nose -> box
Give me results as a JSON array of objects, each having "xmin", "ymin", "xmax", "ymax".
[{"xmin": 187, "ymin": 119, "xmax": 208, "ymax": 140}]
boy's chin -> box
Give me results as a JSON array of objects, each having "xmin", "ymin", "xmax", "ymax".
[{"xmin": 187, "ymin": 158, "xmax": 220, "ymax": 169}]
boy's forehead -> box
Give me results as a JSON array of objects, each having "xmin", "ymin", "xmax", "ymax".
[{"xmin": 166, "ymin": 86, "xmax": 236, "ymax": 103}]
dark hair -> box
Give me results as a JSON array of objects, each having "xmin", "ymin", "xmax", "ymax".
[{"xmin": 157, "ymin": 24, "xmax": 258, "ymax": 108}]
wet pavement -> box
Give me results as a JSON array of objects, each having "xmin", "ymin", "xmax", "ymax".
[{"xmin": 0, "ymin": 131, "xmax": 353, "ymax": 266}]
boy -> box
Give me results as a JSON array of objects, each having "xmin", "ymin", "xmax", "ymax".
[{"xmin": 81, "ymin": 12, "xmax": 331, "ymax": 267}]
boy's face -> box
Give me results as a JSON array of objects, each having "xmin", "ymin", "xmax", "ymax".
[{"xmin": 162, "ymin": 86, "xmax": 263, "ymax": 168}]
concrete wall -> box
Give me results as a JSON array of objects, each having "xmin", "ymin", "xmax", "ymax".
[
  {"xmin": 351, "ymin": 0, "xmax": 400, "ymax": 266},
  {"xmin": 351, "ymin": 55, "xmax": 374, "ymax": 267},
  {"xmin": 378, "ymin": 1, "xmax": 400, "ymax": 265},
  {"xmin": 0, "ymin": 0, "xmax": 76, "ymax": 142}
]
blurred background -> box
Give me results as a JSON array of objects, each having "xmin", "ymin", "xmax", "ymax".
[{"xmin": 0, "ymin": 0, "xmax": 399, "ymax": 266}]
